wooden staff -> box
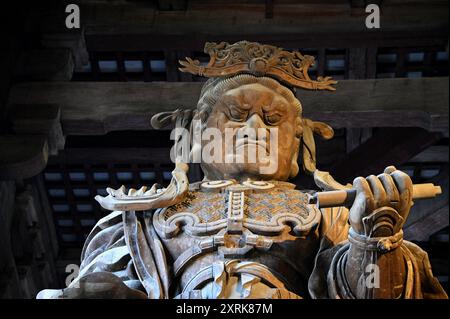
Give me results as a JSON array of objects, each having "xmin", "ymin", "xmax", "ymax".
[{"xmin": 309, "ymin": 183, "xmax": 442, "ymax": 208}]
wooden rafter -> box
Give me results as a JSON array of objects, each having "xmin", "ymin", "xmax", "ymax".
[
  {"xmin": 7, "ymin": 77, "xmax": 449, "ymax": 136},
  {"xmin": 329, "ymin": 128, "xmax": 442, "ymax": 183},
  {"xmin": 404, "ymin": 165, "xmax": 449, "ymax": 241}
]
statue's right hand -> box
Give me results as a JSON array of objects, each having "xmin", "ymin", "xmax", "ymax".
[{"xmin": 349, "ymin": 166, "xmax": 413, "ymax": 235}]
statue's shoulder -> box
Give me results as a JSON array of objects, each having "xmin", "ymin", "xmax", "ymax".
[{"xmin": 81, "ymin": 210, "xmax": 124, "ymax": 262}]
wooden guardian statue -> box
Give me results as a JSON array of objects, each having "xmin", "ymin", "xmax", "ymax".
[{"xmin": 38, "ymin": 41, "xmax": 447, "ymax": 299}]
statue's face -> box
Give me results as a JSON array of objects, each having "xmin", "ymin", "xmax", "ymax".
[{"xmin": 200, "ymin": 83, "xmax": 301, "ymax": 181}]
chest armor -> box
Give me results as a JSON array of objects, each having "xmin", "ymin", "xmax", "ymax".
[{"xmin": 152, "ymin": 180, "xmax": 322, "ymax": 297}]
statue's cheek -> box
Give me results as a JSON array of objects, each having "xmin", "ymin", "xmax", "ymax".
[
  {"xmin": 275, "ymin": 122, "xmax": 298, "ymax": 142},
  {"xmin": 205, "ymin": 112, "xmax": 226, "ymax": 129}
]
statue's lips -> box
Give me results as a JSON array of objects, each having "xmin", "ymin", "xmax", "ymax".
[{"xmin": 235, "ymin": 138, "xmax": 268, "ymax": 153}]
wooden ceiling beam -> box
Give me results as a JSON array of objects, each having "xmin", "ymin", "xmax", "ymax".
[
  {"xmin": 84, "ymin": 29, "xmax": 448, "ymax": 52},
  {"xmin": 404, "ymin": 165, "xmax": 449, "ymax": 241},
  {"xmin": 0, "ymin": 135, "xmax": 49, "ymax": 181},
  {"xmin": 329, "ymin": 127, "xmax": 442, "ymax": 183},
  {"xmin": 7, "ymin": 77, "xmax": 449, "ymax": 136},
  {"xmin": 78, "ymin": 1, "xmax": 447, "ymax": 35},
  {"xmin": 157, "ymin": 0, "xmax": 188, "ymax": 11}
]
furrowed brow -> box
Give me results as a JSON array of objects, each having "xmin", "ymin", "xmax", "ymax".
[
  {"xmin": 222, "ymin": 95, "xmax": 242, "ymax": 107},
  {"xmin": 263, "ymin": 101, "xmax": 288, "ymax": 113}
]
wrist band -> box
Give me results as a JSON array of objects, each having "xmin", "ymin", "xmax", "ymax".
[{"xmin": 348, "ymin": 228, "xmax": 403, "ymax": 253}]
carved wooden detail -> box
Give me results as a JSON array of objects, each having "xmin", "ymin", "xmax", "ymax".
[{"xmin": 179, "ymin": 41, "xmax": 337, "ymax": 91}]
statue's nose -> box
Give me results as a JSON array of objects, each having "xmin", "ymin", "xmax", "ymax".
[{"xmin": 245, "ymin": 113, "xmax": 267, "ymax": 129}]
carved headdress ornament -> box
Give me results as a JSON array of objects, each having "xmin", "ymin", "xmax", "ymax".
[{"xmin": 179, "ymin": 41, "xmax": 337, "ymax": 91}]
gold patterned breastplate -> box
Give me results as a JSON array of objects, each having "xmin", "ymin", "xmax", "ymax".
[
  {"xmin": 153, "ymin": 180, "xmax": 320, "ymax": 238},
  {"xmin": 152, "ymin": 180, "xmax": 322, "ymax": 298}
]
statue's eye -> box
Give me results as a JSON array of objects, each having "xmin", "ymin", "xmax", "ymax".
[
  {"xmin": 265, "ymin": 113, "xmax": 282, "ymax": 125},
  {"xmin": 229, "ymin": 107, "xmax": 247, "ymax": 122}
]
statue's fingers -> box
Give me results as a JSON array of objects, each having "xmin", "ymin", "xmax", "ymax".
[
  {"xmin": 377, "ymin": 173, "xmax": 400, "ymax": 207},
  {"xmin": 390, "ymin": 170, "xmax": 413, "ymax": 198},
  {"xmin": 350, "ymin": 177, "xmax": 375, "ymax": 233},
  {"xmin": 349, "ymin": 193, "xmax": 365, "ymax": 233},
  {"xmin": 384, "ymin": 166, "xmax": 397, "ymax": 174},
  {"xmin": 367, "ymin": 175, "xmax": 388, "ymax": 207},
  {"xmin": 353, "ymin": 176, "xmax": 376, "ymax": 212},
  {"xmin": 390, "ymin": 170, "xmax": 413, "ymax": 218}
]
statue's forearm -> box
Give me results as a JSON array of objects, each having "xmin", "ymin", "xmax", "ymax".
[
  {"xmin": 333, "ymin": 204, "xmax": 410, "ymax": 298},
  {"xmin": 323, "ymin": 204, "xmax": 410, "ymax": 299},
  {"xmin": 344, "ymin": 241, "xmax": 407, "ymax": 298}
]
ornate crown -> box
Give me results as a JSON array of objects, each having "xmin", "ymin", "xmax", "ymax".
[{"xmin": 179, "ymin": 41, "xmax": 337, "ymax": 91}]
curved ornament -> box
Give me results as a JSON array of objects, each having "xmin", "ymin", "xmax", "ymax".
[
  {"xmin": 94, "ymin": 163, "xmax": 189, "ymax": 211},
  {"xmin": 179, "ymin": 41, "xmax": 337, "ymax": 91}
]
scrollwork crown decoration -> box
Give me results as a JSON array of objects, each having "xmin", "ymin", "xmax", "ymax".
[{"xmin": 179, "ymin": 41, "xmax": 337, "ymax": 91}]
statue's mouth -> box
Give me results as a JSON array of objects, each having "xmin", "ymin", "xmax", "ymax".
[{"xmin": 235, "ymin": 138, "xmax": 269, "ymax": 154}]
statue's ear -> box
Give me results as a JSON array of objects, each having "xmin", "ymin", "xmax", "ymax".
[
  {"xmin": 151, "ymin": 109, "xmax": 196, "ymax": 130},
  {"xmin": 189, "ymin": 115, "xmax": 202, "ymax": 163},
  {"xmin": 151, "ymin": 110, "xmax": 179, "ymax": 129},
  {"xmin": 151, "ymin": 109, "xmax": 197, "ymax": 164},
  {"xmin": 301, "ymin": 119, "xmax": 316, "ymax": 175},
  {"xmin": 311, "ymin": 120, "xmax": 334, "ymax": 140},
  {"xmin": 301, "ymin": 118, "xmax": 334, "ymax": 174}
]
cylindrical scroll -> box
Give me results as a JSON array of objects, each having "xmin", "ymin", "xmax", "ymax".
[{"xmin": 309, "ymin": 183, "xmax": 442, "ymax": 208}]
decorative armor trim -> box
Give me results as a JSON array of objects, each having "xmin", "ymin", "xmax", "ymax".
[{"xmin": 152, "ymin": 181, "xmax": 321, "ymax": 239}]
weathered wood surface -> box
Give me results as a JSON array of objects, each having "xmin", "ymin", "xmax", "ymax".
[
  {"xmin": 409, "ymin": 146, "xmax": 449, "ymax": 163},
  {"xmin": 76, "ymin": 1, "xmax": 448, "ymax": 49},
  {"xmin": 41, "ymin": 30, "xmax": 89, "ymax": 71},
  {"xmin": 85, "ymin": 30, "xmax": 448, "ymax": 54},
  {"xmin": 0, "ymin": 180, "xmax": 21, "ymax": 297},
  {"xmin": 404, "ymin": 166, "xmax": 449, "ymax": 242},
  {"xmin": 345, "ymin": 128, "xmax": 373, "ymax": 153},
  {"xmin": 49, "ymin": 147, "xmax": 172, "ymax": 165},
  {"xmin": 14, "ymin": 49, "xmax": 74, "ymax": 81},
  {"xmin": 9, "ymin": 104, "xmax": 65, "ymax": 156},
  {"xmin": 8, "ymin": 77, "xmax": 449, "ymax": 135},
  {"xmin": 330, "ymin": 127, "xmax": 442, "ymax": 183},
  {"xmin": 0, "ymin": 136, "xmax": 48, "ymax": 181}
]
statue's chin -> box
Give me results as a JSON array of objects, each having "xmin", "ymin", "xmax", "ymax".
[
  {"xmin": 202, "ymin": 162, "xmax": 284, "ymax": 182},
  {"xmin": 201, "ymin": 148, "xmax": 289, "ymax": 181}
]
